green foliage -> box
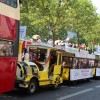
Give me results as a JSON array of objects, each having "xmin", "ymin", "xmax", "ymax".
[{"xmin": 20, "ymin": 0, "xmax": 99, "ymax": 46}]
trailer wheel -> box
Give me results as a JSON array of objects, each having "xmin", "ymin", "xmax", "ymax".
[
  {"xmin": 52, "ymin": 76, "xmax": 61, "ymax": 89},
  {"xmin": 52, "ymin": 83, "xmax": 59, "ymax": 89},
  {"xmin": 27, "ymin": 79, "xmax": 37, "ymax": 94}
]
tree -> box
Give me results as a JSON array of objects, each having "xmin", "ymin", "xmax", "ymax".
[
  {"xmin": 67, "ymin": 0, "xmax": 98, "ymax": 49},
  {"xmin": 20, "ymin": 0, "xmax": 98, "ymax": 47},
  {"xmin": 85, "ymin": 15, "xmax": 100, "ymax": 45}
]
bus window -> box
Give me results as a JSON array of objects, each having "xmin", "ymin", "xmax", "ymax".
[
  {"xmin": 86, "ymin": 59, "xmax": 89, "ymax": 68},
  {"xmin": 73, "ymin": 58, "xmax": 77, "ymax": 69},
  {"xmin": 0, "ymin": 40, "xmax": 13, "ymax": 56},
  {"xmin": 66, "ymin": 57, "xmax": 73, "ymax": 68},
  {"xmin": 95, "ymin": 60, "xmax": 98, "ymax": 68},
  {"xmin": 69, "ymin": 57, "xmax": 73, "ymax": 63},
  {"xmin": 98, "ymin": 61, "xmax": 100, "ymax": 67},
  {"xmin": 89, "ymin": 60, "xmax": 95, "ymax": 68},
  {"xmin": 83, "ymin": 59, "xmax": 87, "ymax": 68},
  {"xmin": 0, "ymin": 0, "xmax": 17, "ymax": 8},
  {"xmin": 62, "ymin": 56, "xmax": 69, "ymax": 67},
  {"xmin": 68, "ymin": 57, "xmax": 73, "ymax": 68},
  {"xmin": 75, "ymin": 58, "xmax": 79, "ymax": 69},
  {"xmin": 73, "ymin": 58, "xmax": 80, "ymax": 69},
  {"xmin": 78, "ymin": 59, "xmax": 82, "ymax": 69}
]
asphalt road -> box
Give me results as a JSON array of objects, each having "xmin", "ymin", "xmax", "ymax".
[{"xmin": 1, "ymin": 79, "xmax": 100, "ymax": 100}]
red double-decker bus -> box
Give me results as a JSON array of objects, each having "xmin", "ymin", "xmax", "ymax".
[{"xmin": 0, "ymin": 0, "xmax": 20, "ymax": 93}]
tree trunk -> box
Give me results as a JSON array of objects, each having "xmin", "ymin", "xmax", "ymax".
[
  {"xmin": 52, "ymin": 32, "xmax": 55, "ymax": 47},
  {"xmin": 52, "ymin": 27, "xmax": 55, "ymax": 47},
  {"xmin": 77, "ymin": 32, "xmax": 80, "ymax": 52}
]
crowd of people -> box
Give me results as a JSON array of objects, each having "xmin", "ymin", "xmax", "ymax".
[
  {"xmin": 28, "ymin": 37, "xmax": 88, "ymax": 51},
  {"xmin": 47, "ymin": 39, "xmax": 87, "ymax": 50}
]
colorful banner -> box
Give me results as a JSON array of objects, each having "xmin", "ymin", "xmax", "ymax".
[
  {"xmin": 70, "ymin": 69, "xmax": 93, "ymax": 80},
  {"xmin": 96, "ymin": 68, "xmax": 100, "ymax": 76}
]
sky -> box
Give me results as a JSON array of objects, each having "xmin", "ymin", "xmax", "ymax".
[{"xmin": 91, "ymin": 0, "xmax": 100, "ymax": 14}]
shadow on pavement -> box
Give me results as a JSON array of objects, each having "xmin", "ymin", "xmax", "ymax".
[{"xmin": 0, "ymin": 86, "xmax": 59, "ymax": 100}]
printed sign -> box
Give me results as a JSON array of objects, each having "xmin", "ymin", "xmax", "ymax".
[
  {"xmin": 70, "ymin": 69, "xmax": 93, "ymax": 80},
  {"xmin": 20, "ymin": 26, "xmax": 26, "ymax": 39},
  {"xmin": 96, "ymin": 68, "xmax": 100, "ymax": 76},
  {"xmin": 97, "ymin": 47, "xmax": 100, "ymax": 53}
]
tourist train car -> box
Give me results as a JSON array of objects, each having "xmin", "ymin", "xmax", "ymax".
[
  {"xmin": 16, "ymin": 43, "xmax": 63, "ymax": 94},
  {"xmin": 62, "ymin": 47, "xmax": 95, "ymax": 81}
]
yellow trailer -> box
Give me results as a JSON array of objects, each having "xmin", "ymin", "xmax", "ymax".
[{"xmin": 16, "ymin": 44, "xmax": 63, "ymax": 94}]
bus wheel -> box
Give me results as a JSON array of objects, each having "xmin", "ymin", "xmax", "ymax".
[{"xmin": 27, "ymin": 79, "xmax": 37, "ymax": 94}]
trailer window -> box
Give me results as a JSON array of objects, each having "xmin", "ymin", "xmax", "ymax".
[
  {"xmin": 62, "ymin": 56, "xmax": 68, "ymax": 67},
  {"xmin": 73, "ymin": 58, "xmax": 79, "ymax": 69},
  {"xmin": 89, "ymin": 60, "xmax": 95, "ymax": 67},
  {"xmin": 98, "ymin": 60, "xmax": 100, "ymax": 67}
]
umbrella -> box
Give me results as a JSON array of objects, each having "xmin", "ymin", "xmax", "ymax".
[
  {"xmin": 66, "ymin": 37, "xmax": 70, "ymax": 42},
  {"xmin": 32, "ymin": 35, "xmax": 41, "ymax": 40}
]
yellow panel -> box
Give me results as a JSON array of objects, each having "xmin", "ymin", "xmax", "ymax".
[
  {"xmin": 92, "ymin": 68, "xmax": 96, "ymax": 76},
  {"xmin": 53, "ymin": 65, "xmax": 61, "ymax": 75},
  {"xmin": 25, "ymin": 76, "xmax": 33, "ymax": 81},
  {"xmin": 39, "ymin": 69, "xmax": 49, "ymax": 80},
  {"xmin": 27, "ymin": 66, "xmax": 32, "ymax": 75},
  {"xmin": 62, "ymin": 68, "xmax": 69, "ymax": 80},
  {"xmin": 39, "ymin": 80, "xmax": 51, "ymax": 86}
]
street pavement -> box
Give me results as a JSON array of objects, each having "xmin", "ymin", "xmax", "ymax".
[{"xmin": 1, "ymin": 79, "xmax": 100, "ymax": 100}]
